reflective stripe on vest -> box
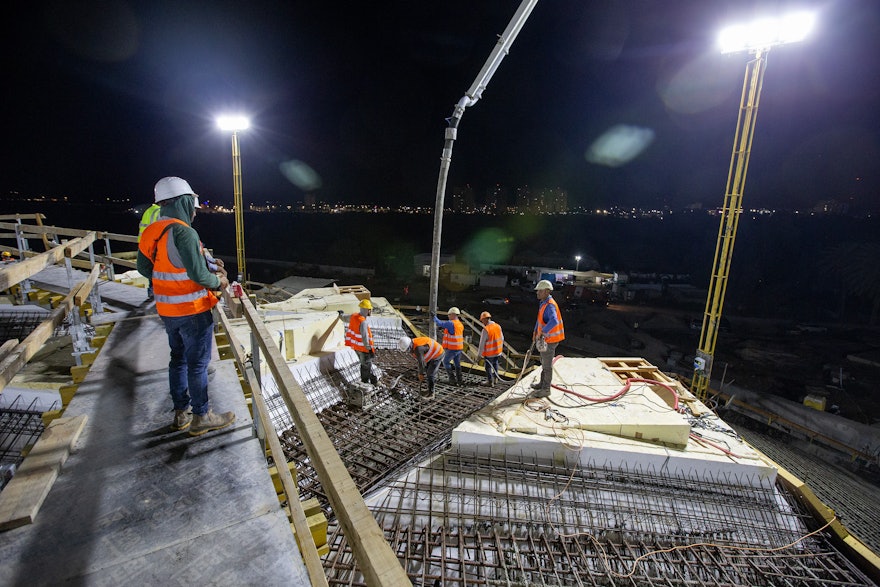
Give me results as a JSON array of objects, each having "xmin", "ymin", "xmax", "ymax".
[
  {"xmin": 138, "ymin": 218, "xmax": 217, "ymax": 318},
  {"xmin": 537, "ymin": 297, "xmax": 565, "ymax": 343},
  {"xmin": 442, "ymin": 319, "xmax": 464, "ymax": 350},
  {"xmin": 348, "ymin": 314, "xmax": 374, "ymax": 353},
  {"xmin": 482, "ymin": 322, "xmax": 503, "ymax": 357},
  {"xmin": 413, "ymin": 336, "xmax": 444, "ymax": 362}
]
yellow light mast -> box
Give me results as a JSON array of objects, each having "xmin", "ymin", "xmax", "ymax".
[
  {"xmin": 217, "ymin": 114, "xmax": 251, "ymax": 284},
  {"xmin": 692, "ymin": 12, "xmax": 815, "ymax": 401}
]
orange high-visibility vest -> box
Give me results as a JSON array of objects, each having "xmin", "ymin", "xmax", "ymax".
[
  {"xmin": 536, "ymin": 297, "xmax": 565, "ymax": 344},
  {"xmin": 482, "ymin": 322, "xmax": 503, "ymax": 357},
  {"xmin": 413, "ymin": 337, "xmax": 444, "ymax": 362},
  {"xmin": 139, "ymin": 219, "xmax": 217, "ymax": 317},
  {"xmin": 347, "ymin": 313, "xmax": 374, "ymax": 353},
  {"xmin": 441, "ymin": 319, "xmax": 464, "ymax": 350}
]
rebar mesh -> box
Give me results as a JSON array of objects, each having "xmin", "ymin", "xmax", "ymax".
[
  {"xmin": 273, "ymin": 348, "xmax": 506, "ymax": 512},
  {"xmin": 0, "ymin": 395, "xmax": 49, "ymax": 487},
  {"xmin": 322, "ymin": 450, "xmax": 875, "ymax": 586}
]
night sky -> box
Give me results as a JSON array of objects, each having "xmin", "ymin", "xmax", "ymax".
[{"xmin": 5, "ymin": 1, "xmax": 880, "ymax": 211}]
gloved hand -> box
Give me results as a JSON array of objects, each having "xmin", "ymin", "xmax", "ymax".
[
  {"xmin": 418, "ymin": 373, "xmax": 425, "ymax": 382},
  {"xmin": 429, "ymin": 312, "xmax": 436, "ymax": 318},
  {"xmin": 337, "ymin": 310, "xmax": 344, "ymax": 317}
]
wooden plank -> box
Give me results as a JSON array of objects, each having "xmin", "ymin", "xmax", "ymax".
[
  {"xmin": 0, "ymin": 339, "xmax": 18, "ymax": 363},
  {"xmin": 72, "ymin": 263, "xmax": 103, "ymax": 307},
  {"xmin": 0, "ymin": 284, "xmax": 79, "ymax": 393},
  {"xmin": 240, "ymin": 295, "xmax": 409, "ymax": 586},
  {"xmin": 0, "ymin": 233, "xmax": 95, "ymax": 292},
  {"xmin": 214, "ymin": 309, "xmax": 329, "ymax": 587},
  {"xmin": 0, "ymin": 415, "xmax": 88, "ymax": 531}
]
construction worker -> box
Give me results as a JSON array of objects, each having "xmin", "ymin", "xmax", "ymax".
[
  {"xmin": 478, "ymin": 311, "xmax": 504, "ymax": 387},
  {"xmin": 397, "ymin": 335, "xmax": 444, "ymax": 398},
  {"xmin": 1, "ymin": 251, "xmax": 14, "ymax": 263},
  {"xmin": 138, "ymin": 203, "xmax": 161, "ymax": 240},
  {"xmin": 346, "ymin": 299, "xmax": 377, "ymax": 385},
  {"xmin": 137, "ymin": 176, "xmax": 234, "ymax": 437},
  {"xmin": 531, "ymin": 279, "xmax": 565, "ymax": 397},
  {"xmin": 138, "ymin": 202, "xmax": 161, "ymax": 300},
  {"xmin": 433, "ymin": 306, "xmax": 464, "ymax": 386}
]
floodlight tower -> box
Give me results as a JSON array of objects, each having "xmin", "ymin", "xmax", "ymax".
[
  {"xmin": 691, "ymin": 12, "xmax": 815, "ymax": 402},
  {"xmin": 217, "ymin": 114, "xmax": 250, "ymax": 283}
]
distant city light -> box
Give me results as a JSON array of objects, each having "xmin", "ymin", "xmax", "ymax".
[
  {"xmin": 718, "ymin": 11, "xmax": 816, "ymax": 54},
  {"xmin": 216, "ymin": 115, "xmax": 251, "ymax": 131}
]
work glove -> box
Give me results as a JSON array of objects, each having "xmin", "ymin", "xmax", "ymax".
[
  {"xmin": 337, "ymin": 310, "xmax": 344, "ymax": 317},
  {"xmin": 418, "ymin": 373, "xmax": 425, "ymax": 383}
]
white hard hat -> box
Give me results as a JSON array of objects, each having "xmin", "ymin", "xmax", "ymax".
[
  {"xmin": 154, "ymin": 176, "xmax": 197, "ymax": 204},
  {"xmin": 447, "ymin": 307, "xmax": 460, "ymax": 316},
  {"xmin": 397, "ymin": 336, "xmax": 412, "ymax": 352},
  {"xmin": 535, "ymin": 279, "xmax": 554, "ymax": 291}
]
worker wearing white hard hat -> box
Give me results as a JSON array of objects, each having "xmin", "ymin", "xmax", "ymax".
[
  {"xmin": 432, "ymin": 306, "xmax": 465, "ymax": 386},
  {"xmin": 397, "ymin": 335, "xmax": 444, "ymax": 399},
  {"xmin": 137, "ymin": 177, "xmax": 233, "ymax": 437},
  {"xmin": 478, "ymin": 311, "xmax": 504, "ymax": 387},
  {"xmin": 531, "ymin": 279, "xmax": 565, "ymax": 397},
  {"xmin": 344, "ymin": 298, "xmax": 377, "ymax": 385}
]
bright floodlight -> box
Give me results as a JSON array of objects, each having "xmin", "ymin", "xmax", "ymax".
[
  {"xmin": 216, "ymin": 115, "xmax": 250, "ymax": 131},
  {"xmin": 718, "ymin": 11, "xmax": 815, "ymax": 53}
]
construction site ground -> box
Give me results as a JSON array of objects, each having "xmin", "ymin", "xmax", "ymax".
[{"xmin": 408, "ymin": 283, "xmax": 880, "ymax": 426}]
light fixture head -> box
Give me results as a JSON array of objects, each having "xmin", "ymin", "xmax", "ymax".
[
  {"xmin": 216, "ymin": 115, "xmax": 251, "ymax": 132},
  {"xmin": 718, "ymin": 10, "xmax": 815, "ymax": 53}
]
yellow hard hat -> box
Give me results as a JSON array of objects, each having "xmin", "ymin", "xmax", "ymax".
[
  {"xmin": 535, "ymin": 279, "xmax": 554, "ymax": 291},
  {"xmin": 359, "ymin": 299, "xmax": 373, "ymax": 310},
  {"xmin": 447, "ymin": 307, "xmax": 460, "ymax": 316}
]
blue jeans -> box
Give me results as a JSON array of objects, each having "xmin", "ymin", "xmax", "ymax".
[
  {"xmin": 442, "ymin": 349, "xmax": 462, "ymax": 383},
  {"xmin": 161, "ymin": 310, "xmax": 214, "ymax": 416},
  {"xmin": 484, "ymin": 355, "xmax": 500, "ymax": 382}
]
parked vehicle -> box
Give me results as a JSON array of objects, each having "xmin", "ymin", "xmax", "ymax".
[{"xmin": 482, "ymin": 297, "xmax": 510, "ymax": 306}]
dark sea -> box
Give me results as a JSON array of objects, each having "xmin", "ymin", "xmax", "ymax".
[{"xmin": 15, "ymin": 202, "xmax": 880, "ymax": 321}]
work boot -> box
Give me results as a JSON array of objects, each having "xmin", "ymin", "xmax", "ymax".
[
  {"xmin": 172, "ymin": 408, "xmax": 192, "ymax": 431},
  {"xmin": 530, "ymin": 381, "xmax": 544, "ymax": 390},
  {"xmin": 189, "ymin": 409, "xmax": 236, "ymax": 437},
  {"xmin": 369, "ymin": 374, "xmax": 378, "ymax": 385},
  {"xmin": 530, "ymin": 387, "xmax": 551, "ymax": 399}
]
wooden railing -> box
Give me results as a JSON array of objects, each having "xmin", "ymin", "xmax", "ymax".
[
  {"xmin": 216, "ymin": 292, "xmax": 410, "ymax": 585},
  {"xmin": 0, "ymin": 233, "xmax": 101, "ymax": 393}
]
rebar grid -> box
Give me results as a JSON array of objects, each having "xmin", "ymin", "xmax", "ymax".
[
  {"xmin": 321, "ymin": 451, "xmax": 875, "ymax": 586},
  {"xmin": 276, "ymin": 350, "xmax": 505, "ymax": 512},
  {"xmin": 0, "ymin": 310, "xmax": 49, "ymax": 343},
  {"xmin": 0, "ymin": 396, "xmax": 46, "ymax": 469}
]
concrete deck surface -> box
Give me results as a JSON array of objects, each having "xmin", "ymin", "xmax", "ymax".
[{"xmin": 0, "ymin": 311, "xmax": 308, "ymax": 586}]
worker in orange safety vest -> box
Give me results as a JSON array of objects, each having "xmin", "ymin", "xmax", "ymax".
[
  {"xmin": 137, "ymin": 176, "xmax": 234, "ymax": 437},
  {"xmin": 531, "ymin": 280, "xmax": 565, "ymax": 398},
  {"xmin": 345, "ymin": 298, "xmax": 377, "ymax": 385},
  {"xmin": 477, "ymin": 311, "xmax": 504, "ymax": 387},
  {"xmin": 398, "ymin": 336, "xmax": 444, "ymax": 398},
  {"xmin": 433, "ymin": 306, "xmax": 464, "ymax": 386}
]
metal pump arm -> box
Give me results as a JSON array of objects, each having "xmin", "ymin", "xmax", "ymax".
[{"xmin": 428, "ymin": 0, "xmax": 539, "ymax": 338}]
